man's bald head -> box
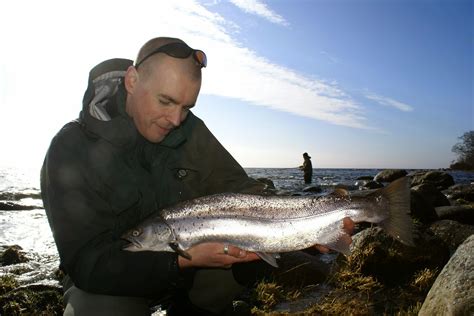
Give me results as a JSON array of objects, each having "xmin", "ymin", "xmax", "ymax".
[{"xmin": 135, "ymin": 37, "xmax": 202, "ymax": 81}]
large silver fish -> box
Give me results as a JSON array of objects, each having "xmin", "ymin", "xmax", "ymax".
[{"xmin": 122, "ymin": 177, "xmax": 414, "ymax": 267}]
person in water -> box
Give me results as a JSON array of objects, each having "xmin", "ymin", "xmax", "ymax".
[
  {"xmin": 41, "ymin": 37, "xmax": 351, "ymax": 315},
  {"xmin": 299, "ymin": 152, "xmax": 313, "ymax": 184}
]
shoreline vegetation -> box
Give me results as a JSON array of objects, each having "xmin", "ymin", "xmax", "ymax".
[{"xmin": 1, "ymin": 168, "xmax": 473, "ymax": 315}]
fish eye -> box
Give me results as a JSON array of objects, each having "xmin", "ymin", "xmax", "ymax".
[{"xmin": 132, "ymin": 230, "xmax": 141, "ymax": 237}]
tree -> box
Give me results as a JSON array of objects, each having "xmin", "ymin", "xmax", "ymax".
[{"xmin": 451, "ymin": 131, "xmax": 474, "ymax": 170}]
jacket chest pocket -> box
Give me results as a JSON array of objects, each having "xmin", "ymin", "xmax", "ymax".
[
  {"xmin": 108, "ymin": 187, "xmax": 142, "ymax": 235},
  {"xmin": 167, "ymin": 166, "xmax": 203, "ymax": 204}
]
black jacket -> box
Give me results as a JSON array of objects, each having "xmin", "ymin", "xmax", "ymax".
[{"xmin": 41, "ymin": 59, "xmax": 264, "ymax": 298}]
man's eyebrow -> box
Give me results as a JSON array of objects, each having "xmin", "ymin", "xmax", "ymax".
[{"xmin": 157, "ymin": 94, "xmax": 178, "ymax": 104}]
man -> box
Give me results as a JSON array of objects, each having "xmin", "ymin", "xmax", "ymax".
[
  {"xmin": 299, "ymin": 152, "xmax": 313, "ymax": 184},
  {"xmin": 41, "ymin": 37, "xmax": 267, "ymax": 315},
  {"xmin": 41, "ymin": 37, "xmax": 348, "ymax": 315}
]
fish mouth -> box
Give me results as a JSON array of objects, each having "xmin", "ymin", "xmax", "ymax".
[{"xmin": 121, "ymin": 237, "xmax": 142, "ymax": 251}]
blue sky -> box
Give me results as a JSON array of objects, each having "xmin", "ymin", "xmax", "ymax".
[{"xmin": 0, "ymin": 0, "xmax": 472, "ymax": 169}]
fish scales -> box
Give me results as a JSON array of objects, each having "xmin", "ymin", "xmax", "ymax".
[{"xmin": 123, "ymin": 177, "xmax": 414, "ymax": 266}]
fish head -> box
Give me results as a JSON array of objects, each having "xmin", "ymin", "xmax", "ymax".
[{"xmin": 122, "ymin": 218, "xmax": 174, "ymax": 252}]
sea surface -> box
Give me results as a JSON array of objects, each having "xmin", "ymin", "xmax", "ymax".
[{"xmin": 0, "ymin": 166, "xmax": 472, "ymax": 286}]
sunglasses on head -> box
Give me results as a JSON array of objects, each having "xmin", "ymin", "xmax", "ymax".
[{"xmin": 135, "ymin": 42, "xmax": 207, "ymax": 69}]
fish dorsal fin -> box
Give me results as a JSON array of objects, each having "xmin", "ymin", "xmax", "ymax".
[
  {"xmin": 256, "ymin": 252, "xmax": 279, "ymax": 267},
  {"xmin": 330, "ymin": 188, "xmax": 349, "ymax": 197}
]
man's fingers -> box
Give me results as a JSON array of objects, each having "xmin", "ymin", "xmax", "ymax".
[
  {"xmin": 342, "ymin": 217, "xmax": 355, "ymax": 235},
  {"xmin": 225, "ymin": 244, "xmax": 247, "ymax": 258},
  {"xmin": 314, "ymin": 244, "xmax": 330, "ymax": 253}
]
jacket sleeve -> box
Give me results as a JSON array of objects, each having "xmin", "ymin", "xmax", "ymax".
[{"xmin": 41, "ymin": 124, "xmax": 183, "ymax": 297}]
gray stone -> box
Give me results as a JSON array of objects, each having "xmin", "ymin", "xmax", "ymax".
[
  {"xmin": 411, "ymin": 171, "xmax": 455, "ymax": 190},
  {"xmin": 256, "ymin": 177, "xmax": 276, "ymax": 190},
  {"xmin": 374, "ymin": 169, "xmax": 407, "ymax": 183},
  {"xmin": 410, "ymin": 190, "xmax": 439, "ymax": 224},
  {"xmin": 444, "ymin": 183, "xmax": 474, "ymax": 203},
  {"xmin": 418, "ymin": 234, "xmax": 474, "ymax": 316},
  {"xmin": 302, "ymin": 186, "xmax": 322, "ymax": 193},
  {"xmin": 435, "ymin": 205, "xmax": 474, "ymax": 225},
  {"xmin": 412, "ymin": 183, "xmax": 450, "ymax": 208},
  {"xmin": 428, "ymin": 220, "xmax": 474, "ymax": 254}
]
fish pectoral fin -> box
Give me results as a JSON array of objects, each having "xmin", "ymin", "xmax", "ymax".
[
  {"xmin": 169, "ymin": 242, "xmax": 192, "ymax": 260},
  {"xmin": 326, "ymin": 233, "xmax": 352, "ymax": 256},
  {"xmin": 256, "ymin": 252, "xmax": 279, "ymax": 267}
]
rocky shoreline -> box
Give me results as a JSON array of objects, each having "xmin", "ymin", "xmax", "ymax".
[{"xmin": 1, "ymin": 169, "xmax": 473, "ymax": 315}]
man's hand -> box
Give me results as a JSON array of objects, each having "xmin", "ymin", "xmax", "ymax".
[{"xmin": 178, "ymin": 242, "xmax": 260, "ymax": 269}]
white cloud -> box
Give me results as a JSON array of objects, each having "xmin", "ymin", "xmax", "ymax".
[
  {"xmin": 0, "ymin": 0, "xmax": 370, "ymax": 169},
  {"xmin": 365, "ymin": 92, "xmax": 414, "ymax": 112},
  {"xmin": 229, "ymin": 0, "xmax": 289, "ymax": 26}
]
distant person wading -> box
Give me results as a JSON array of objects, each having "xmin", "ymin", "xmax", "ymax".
[{"xmin": 299, "ymin": 152, "xmax": 313, "ymax": 184}]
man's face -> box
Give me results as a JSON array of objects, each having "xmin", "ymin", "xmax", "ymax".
[{"xmin": 125, "ymin": 56, "xmax": 201, "ymax": 143}]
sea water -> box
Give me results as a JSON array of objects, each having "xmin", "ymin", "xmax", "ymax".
[{"xmin": 0, "ymin": 166, "xmax": 472, "ymax": 286}]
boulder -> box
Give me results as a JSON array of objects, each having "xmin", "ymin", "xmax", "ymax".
[
  {"xmin": 347, "ymin": 227, "xmax": 449, "ymax": 285},
  {"xmin": 1, "ymin": 245, "xmax": 29, "ymax": 266},
  {"xmin": 410, "ymin": 190, "xmax": 439, "ymax": 224},
  {"xmin": 374, "ymin": 169, "xmax": 407, "ymax": 183},
  {"xmin": 302, "ymin": 186, "xmax": 322, "ymax": 193},
  {"xmin": 256, "ymin": 178, "xmax": 276, "ymax": 190},
  {"xmin": 356, "ymin": 176, "xmax": 374, "ymax": 181},
  {"xmin": 410, "ymin": 171, "xmax": 455, "ymax": 190},
  {"xmin": 411, "ymin": 183, "xmax": 450, "ymax": 208},
  {"xmin": 428, "ymin": 220, "xmax": 474, "ymax": 254},
  {"xmin": 0, "ymin": 202, "xmax": 37, "ymax": 211},
  {"xmin": 362, "ymin": 181, "xmax": 384, "ymax": 190},
  {"xmin": 444, "ymin": 183, "xmax": 474, "ymax": 203},
  {"xmin": 435, "ymin": 205, "xmax": 474, "ymax": 225},
  {"xmin": 418, "ymin": 235, "xmax": 474, "ymax": 316}
]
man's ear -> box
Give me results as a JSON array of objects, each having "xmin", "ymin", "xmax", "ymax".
[{"xmin": 124, "ymin": 66, "xmax": 139, "ymax": 94}]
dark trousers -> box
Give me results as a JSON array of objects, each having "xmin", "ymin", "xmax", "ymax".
[{"xmin": 62, "ymin": 268, "xmax": 245, "ymax": 316}]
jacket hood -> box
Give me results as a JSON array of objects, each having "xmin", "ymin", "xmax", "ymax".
[{"xmin": 80, "ymin": 58, "xmax": 187, "ymax": 149}]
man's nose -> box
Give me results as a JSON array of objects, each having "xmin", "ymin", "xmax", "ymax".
[{"xmin": 167, "ymin": 106, "xmax": 182, "ymax": 127}]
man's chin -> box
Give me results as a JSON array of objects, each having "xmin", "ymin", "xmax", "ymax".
[{"xmin": 143, "ymin": 132, "xmax": 167, "ymax": 143}]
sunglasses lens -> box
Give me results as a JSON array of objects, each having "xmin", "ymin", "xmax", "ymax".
[
  {"xmin": 194, "ymin": 50, "xmax": 207, "ymax": 68},
  {"xmin": 166, "ymin": 43, "xmax": 193, "ymax": 58}
]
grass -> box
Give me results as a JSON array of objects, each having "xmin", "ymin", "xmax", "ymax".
[{"xmin": 249, "ymin": 232, "xmax": 441, "ymax": 315}]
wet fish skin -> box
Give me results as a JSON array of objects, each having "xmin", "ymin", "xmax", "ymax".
[{"xmin": 122, "ymin": 177, "xmax": 414, "ymax": 266}]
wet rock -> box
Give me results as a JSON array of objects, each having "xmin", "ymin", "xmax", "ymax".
[
  {"xmin": 362, "ymin": 180, "xmax": 384, "ymax": 190},
  {"xmin": 435, "ymin": 205, "xmax": 474, "ymax": 225},
  {"xmin": 0, "ymin": 202, "xmax": 37, "ymax": 211},
  {"xmin": 374, "ymin": 169, "xmax": 407, "ymax": 183},
  {"xmin": 444, "ymin": 183, "xmax": 474, "ymax": 202},
  {"xmin": 410, "ymin": 171, "xmax": 455, "ymax": 190},
  {"xmin": 302, "ymin": 186, "xmax": 322, "ymax": 193},
  {"xmin": 348, "ymin": 227, "xmax": 449, "ymax": 285},
  {"xmin": 428, "ymin": 220, "xmax": 474, "ymax": 254},
  {"xmin": 418, "ymin": 235, "xmax": 474, "ymax": 316},
  {"xmin": 334, "ymin": 183, "xmax": 358, "ymax": 191},
  {"xmin": 256, "ymin": 178, "xmax": 276, "ymax": 190},
  {"xmin": 356, "ymin": 176, "xmax": 374, "ymax": 181},
  {"xmin": 1, "ymin": 245, "xmax": 29, "ymax": 266},
  {"xmin": 410, "ymin": 190, "xmax": 438, "ymax": 224},
  {"xmin": 411, "ymin": 183, "xmax": 450, "ymax": 208},
  {"xmin": 0, "ymin": 191, "xmax": 42, "ymax": 201}
]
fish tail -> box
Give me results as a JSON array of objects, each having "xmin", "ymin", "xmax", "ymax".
[{"xmin": 378, "ymin": 177, "xmax": 415, "ymax": 246}]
